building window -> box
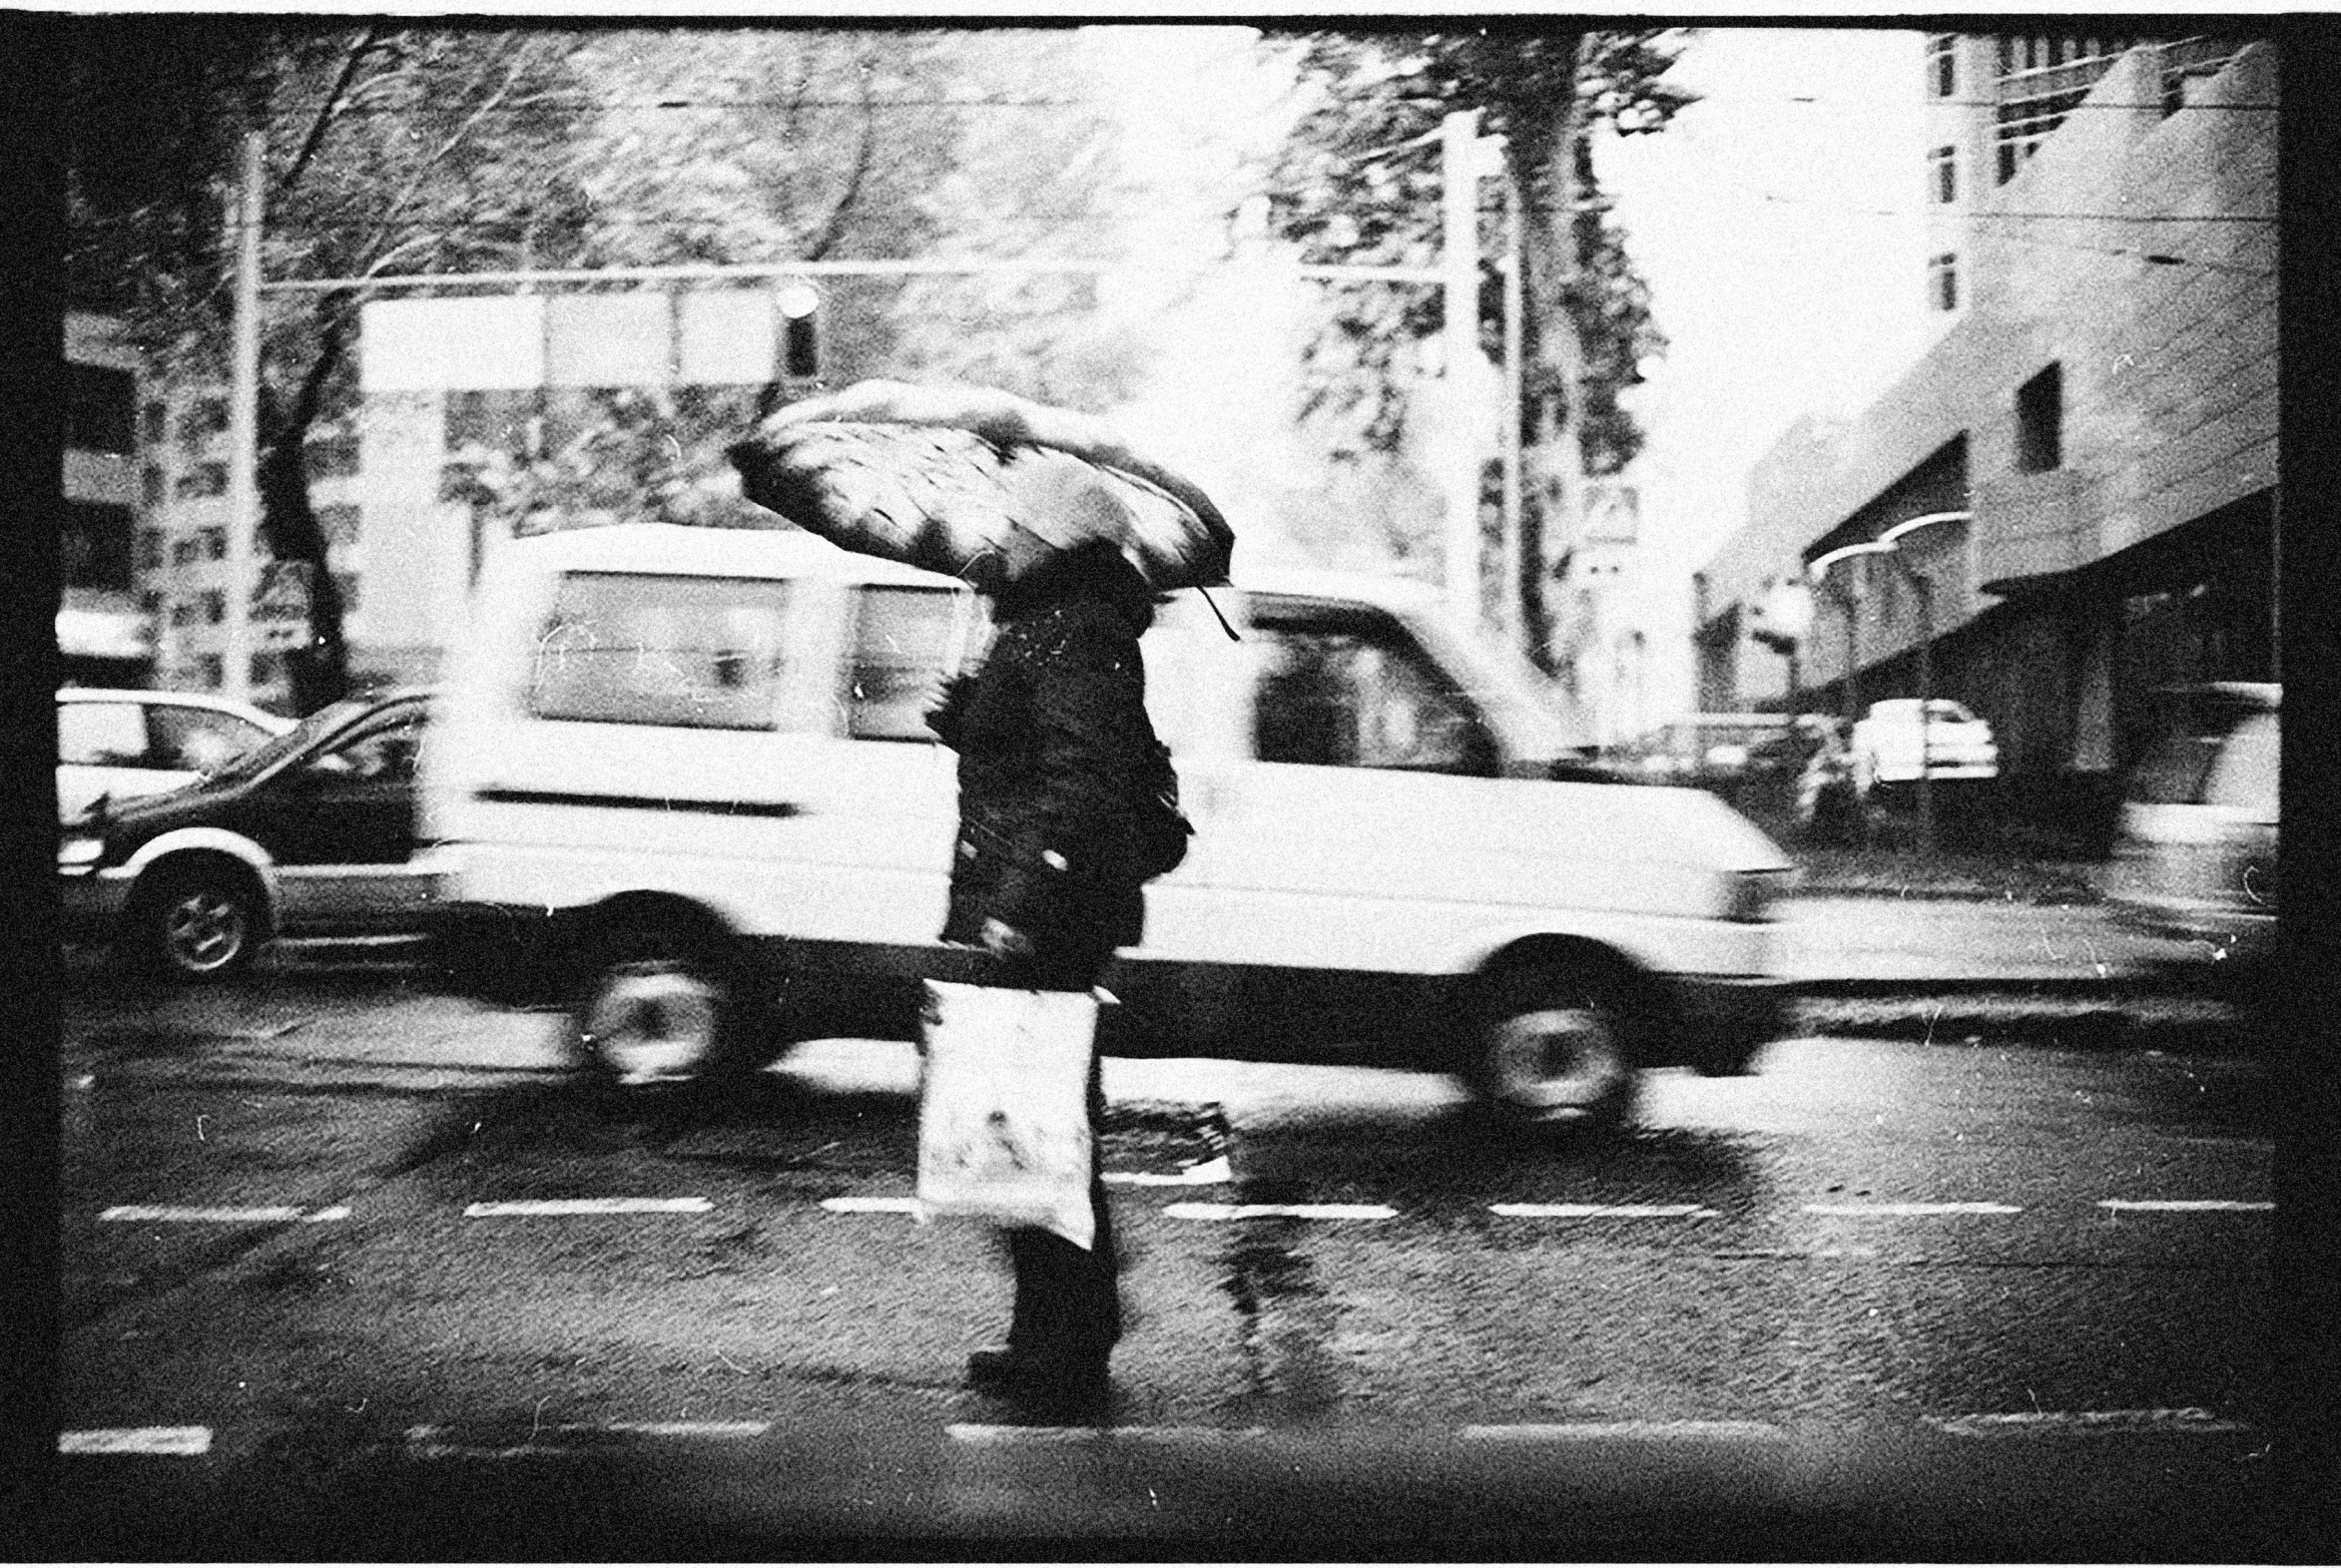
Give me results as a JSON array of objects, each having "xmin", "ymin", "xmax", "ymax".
[
  {"xmin": 62, "ymin": 501, "xmax": 136, "ymax": 591},
  {"xmin": 176, "ymin": 462, "xmax": 228, "ymax": 499},
  {"xmin": 171, "ymin": 599, "xmax": 196, "ymax": 628},
  {"xmin": 178, "ymin": 397, "xmax": 230, "ymax": 450},
  {"xmin": 250, "ymin": 653, "xmax": 282, "ymax": 688},
  {"xmin": 2159, "ymin": 36, "xmax": 2245, "ymax": 116},
  {"xmin": 141, "ymin": 401, "xmax": 169, "ymax": 446},
  {"xmin": 66, "ymin": 363, "xmax": 137, "ymax": 455},
  {"xmin": 1927, "ymin": 33, "xmax": 1959, "ymax": 98},
  {"xmin": 196, "ymin": 655, "xmax": 223, "ymax": 689},
  {"xmin": 1992, "ymin": 36, "xmax": 2130, "ymax": 185},
  {"xmin": 173, "ymin": 537, "xmax": 201, "ymax": 568},
  {"xmin": 1930, "ymin": 253, "xmax": 1960, "ymax": 312},
  {"xmin": 2016, "ymin": 363, "xmax": 2063, "ymax": 472},
  {"xmin": 203, "ymin": 590, "xmax": 227, "ymax": 625},
  {"xmin": 202, "ymin": 526, "xmax": 227, "ymax": 561},
  {"xmin": 137, "ymin": 529, "xmax": 165, "ymax": 571},
  {"xmin": 306, "ymin": 428, "xmax": 361, "ymax": 478},
  {"xmin": 315, "ymin": 503, "xmax": 361, "ymax": 547},
  {"xmin": 143, "ymin": 464, "xmax": 166, "ymax": 504},
  {"xmin": 1931, "ymin": 146, "xmax": 1958, "ymax": 204},
  {"xmin": 139, "ymin": 590, "xmax": 163, "ymax": 616}
]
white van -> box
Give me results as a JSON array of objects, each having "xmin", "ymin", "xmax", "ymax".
[{"xmin": 421, "ymin": 523, "xmax": 1793, "ymax": 1129}]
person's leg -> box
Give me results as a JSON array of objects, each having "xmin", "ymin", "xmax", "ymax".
[
  {"xmin": 982, "ymin": 930, "xmax": 1122, "ymax": 1391},
  {"xmin": 1002, "ymin": 1049, "xmax": 1117, "ymax": 1369}
]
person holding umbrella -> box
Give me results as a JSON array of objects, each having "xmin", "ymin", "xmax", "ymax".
[
  {"xmin": 730, "ymin": 381, "xmax": 1226, "ymax": 1419},
  {"xmin": 921, "ymin": 447, "xmax": 1185, "ymax": 1419}
]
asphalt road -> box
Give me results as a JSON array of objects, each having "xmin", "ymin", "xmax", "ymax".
[{"xmin": 39, "ymin": 943, "xmax": 2301, "ymax": 1559}]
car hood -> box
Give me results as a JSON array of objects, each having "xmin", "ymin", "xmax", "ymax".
[{"xmin": 67, "ymin": 774, "xmax": 245, "ymax": 842}]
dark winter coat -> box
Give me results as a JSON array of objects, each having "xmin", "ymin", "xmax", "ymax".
[{"xmin": 927, "ymin": 541, "xmax": 1166, "ymax": 957}]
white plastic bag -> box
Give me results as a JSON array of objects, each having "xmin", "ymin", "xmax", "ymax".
[{"xmin": 915, "ymin": 979, "xmax": 1099, "ymax": 1249}]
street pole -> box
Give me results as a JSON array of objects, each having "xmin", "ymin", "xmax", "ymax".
[
  {"xmin": 1499, "ymin": 164, "xmax": 1524, "ymax": 648},
  {"xmin": 1441, "ymin": 110, "xmax": 1483, "ymax": 629},
  {"xmin": 223, "ymin": 129, "xmax": 264, "ymax": 706},
  {"xmin": 1914, "ymin": 569, "xmax": 1935, "ymax": 853}
]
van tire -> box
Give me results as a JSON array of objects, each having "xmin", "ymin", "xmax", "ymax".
[
  {"xmin": 568, "ymin": 920, "xmax": 751, "ymax": 1086},
  {"xmin": 130, "ymin": 858, "xmax": 266, "ymax": 983},
  {"xmin": 1466, "ymin": 962, "xmax": 1638, "ymax": 1133}
]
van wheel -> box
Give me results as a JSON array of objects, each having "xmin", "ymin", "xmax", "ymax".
[
  {"xmin": 1466, "ymin": 963, "xmax": 1638, "ymax": 1132},
  {"xmin": 569, "ymin": 923, "xmax": 748, "ymax": 1086},
  {"xmin": 132, "ymin": 860, "xmax": 264, "ymax": 983}
]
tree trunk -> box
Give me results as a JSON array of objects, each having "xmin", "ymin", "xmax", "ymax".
[
  {"xmin": 254, "ymin": 305, "xmax": 354, "ymax": 715},
  {"xmin": 1494, "ymin": 38, "xmax": 1587, "ymax": 679}
]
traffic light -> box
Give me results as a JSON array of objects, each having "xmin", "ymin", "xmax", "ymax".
[{"xmin": 778, "ymin": 282, "xmax": 820, "ymax": 379}]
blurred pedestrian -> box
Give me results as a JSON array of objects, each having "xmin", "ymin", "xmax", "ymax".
[{"xmin": 923, "ymin": 449, "xmax": 1188, "ymax": 1419}]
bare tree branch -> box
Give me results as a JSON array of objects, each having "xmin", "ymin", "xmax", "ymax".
[
  {"xmin": 275, "ymin": 27, "xmax": 386, "ymax": 201},
  {"xmin": 356, "ymin": 33, "xmax": 536, "ymax": 270},
  {"xmin": 804, "ymin": 48, "xmax": 878, "ymax": 261}
]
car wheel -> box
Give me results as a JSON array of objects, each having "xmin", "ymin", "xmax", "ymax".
[
  {"xmin": 568, "ymin": 921, "xmax": 750, "ymax": 1086},
  {"xmin": 133, "ymin": 861, "xmax": 264, "ymax": 983},
  {"xmin": 1466, "ymin": 963, "xmax": 1639, "ymax": 1132}
]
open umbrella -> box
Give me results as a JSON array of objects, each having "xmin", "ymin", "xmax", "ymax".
[{"xmin": 726, "ymin": 380, "xmax": 1234, "ymax": 592}]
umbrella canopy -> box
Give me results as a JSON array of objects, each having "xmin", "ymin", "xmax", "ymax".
[{"xmin": 727, "ymin": 380, "xmax": 1234, "ymax": 592}]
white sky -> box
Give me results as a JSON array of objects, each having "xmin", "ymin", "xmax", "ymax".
[{"xmin": 1599, "ymin": 27, "xmax": 1938, "ymax": 573}]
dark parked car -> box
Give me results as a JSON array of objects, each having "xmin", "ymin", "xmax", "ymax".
[{"xmin": 58, "ymin": 690, "xmax": 439, "ymax": 980}]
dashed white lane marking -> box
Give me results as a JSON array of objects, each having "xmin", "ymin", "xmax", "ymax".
[
  {"xmin": 1489, "ymin": 1204, "xmax": 1720, "ymax": 1220},
  {"xmin": 1163, "ymin": 1202, "xmax": 1399, "ymax": 1222},
  {"xmin": 1103, "ymin": 1156, "xmax": 1235, "ymax": 1187},
  {"xmin": 462, "ymin": 1198, "xmax": 712, "ymax": 1218},
  {"xmin": 2098, "ymin": 1199, "xmax": 2274, "ymax": 1213},
  {"xmin": 821, "ymin": 1196, "xmax": 919, "ymax": 1215},
  {"xmin": 404, "ymin": 1421, "xmax": 770, "ymax": 1458},
  {"xmin": 1803, "ymin": 1202, "xmax": 2023, "ymax": 1217},
  {"xmin": 1926, "ymin": 1408, "xmax": 2253, "ymax": 1437},
  {"xmin": 58, "ymin": 1427, "xmax": 212, "ymax": 1455},
  {"xmin": 100, "ymin": 1205, "xmax": 348, "ymax": 1224},
  {"xmin": 1463, "ymin": 1420, "xmax": 1789, "ymax": 1443}
]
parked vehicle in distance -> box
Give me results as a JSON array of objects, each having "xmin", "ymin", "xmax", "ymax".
[
  {"xmin": 1850, "ymin": 698, "xmax": 1999, "ymax": 792},
  {"xmin": 1624, "ymin": 714, "xmax": 1801, "ymax": 795},
  {"xmin": 2101, "ymin": 683, "xmax": 2278, "ymax": 966},
  {"xmin": 59, "ymin": 691, "xmax": 438, "ymax": 980},
  {"xmin": 422, "ymin": 523, "xmax": 1795, "ymax": 1135},
  {"xmin": 56, "ymin": 687, "xmax": 293, "ymax": 821},
  {"xmin": 1791, "ymin": 716, "xmax": 1864, "ymax": 842}
]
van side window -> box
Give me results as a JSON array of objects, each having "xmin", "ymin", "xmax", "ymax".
[
  {"xmin": 529, "ymin": 571, "xmax": 791, "ymax": 730},
  {"xmin": 847, "ymin": 585, "xmax": 979, "ymax": 741},
  {"xmin": 1252, "ymin": 618, "xmax": 1495, "ymax": 777}
]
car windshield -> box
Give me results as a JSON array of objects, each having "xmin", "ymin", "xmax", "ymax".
[{"xmin": 205, "ymin": 699, "xmax": 377, "ymax": 784}]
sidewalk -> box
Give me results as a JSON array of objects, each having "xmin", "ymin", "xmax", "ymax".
[{"xmin": 1789, "ymin": 843, "xmax": 2103, "ymax": 905}]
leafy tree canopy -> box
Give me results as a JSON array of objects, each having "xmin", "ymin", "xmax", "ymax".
[
  {"xmin": 1260, "ymin": 27, "xmax": 1694, "ymax": 474},
  {"xmin": 64, "ymin": 22, "xmax": 1139, "ymax": 706}
]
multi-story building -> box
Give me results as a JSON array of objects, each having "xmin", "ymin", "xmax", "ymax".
[
  {"xmin": 126, "ymin": 283, "xmax": 838, "ymax": 713},
  {"xmin": 1693, "ymin": 34, "xmax": 2272, "ymax": 840},
  {"xmin": 59, "ymin": 312, "xmax": 148, "ymax": 687},
  {"xmin": 134, "ymin": 383, "xmax": 405, "ymax": 711}
]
